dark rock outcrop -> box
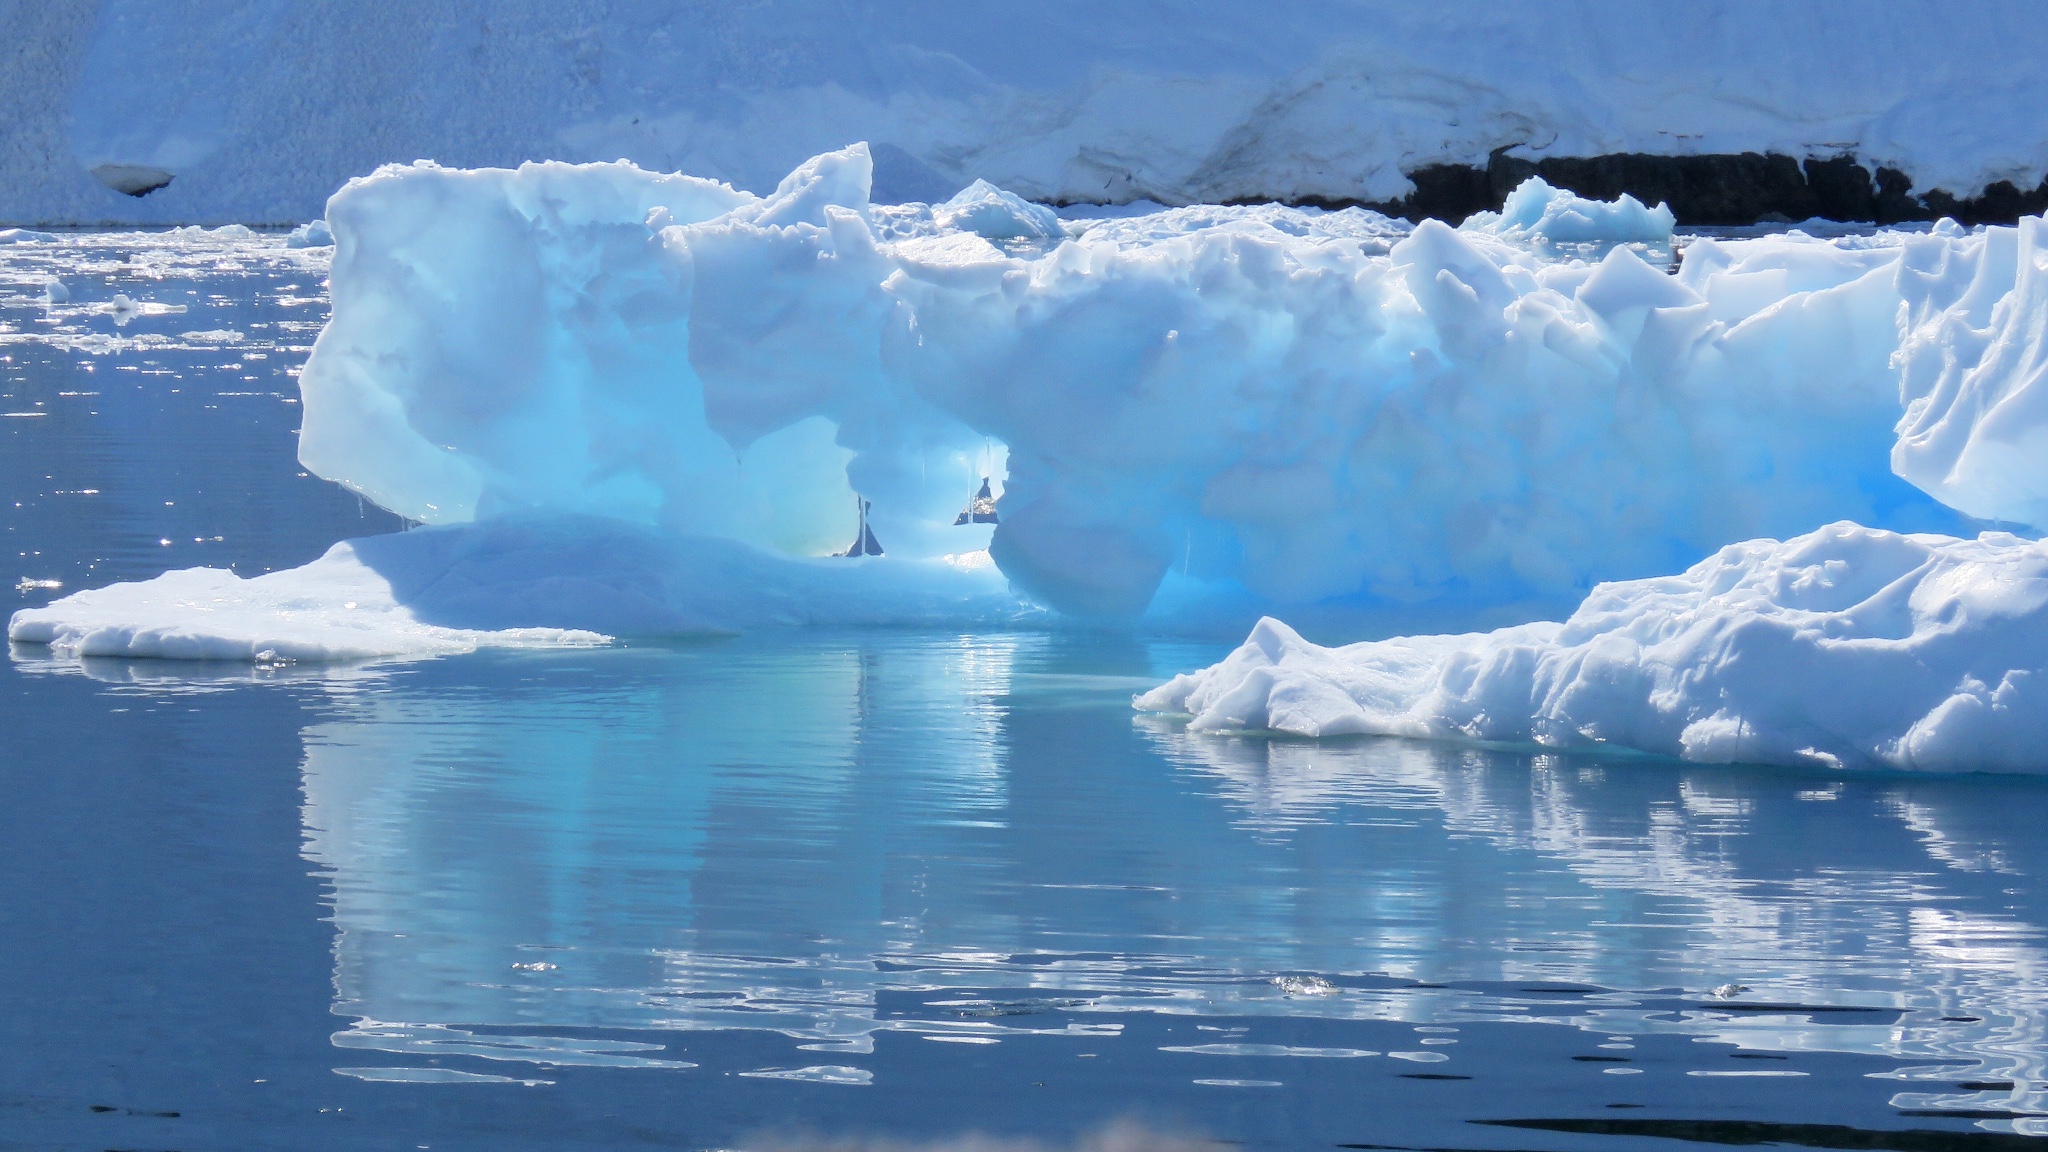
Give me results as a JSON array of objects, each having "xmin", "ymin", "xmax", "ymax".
[{"xmin": 1358, "ymin": 150, "xmax": 2048, "ymax": 227}]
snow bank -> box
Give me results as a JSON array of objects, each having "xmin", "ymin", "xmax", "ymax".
[
  {"xmin": 299, "ymin": 145, "xmax": 1963, "ymax": 624},
  {"xmin": 7, "ymin": 1, "xmax": 2048, "ymax": 225},
  {"xmin": 1137, "ymin": 523, "xmax": 2048, "ymax": 773},
  {"xmin": 7, "ymin": 515, "xmax": 1036, "ymax": 664}
]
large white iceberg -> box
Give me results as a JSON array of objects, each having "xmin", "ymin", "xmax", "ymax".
[
  {"xmin": 295, "ymin": 144, "xmax": 1964, "ymax": 625},
  {"xmin": 1136, "ymin": 523, "xmax": 2048, "ymax": 773}
]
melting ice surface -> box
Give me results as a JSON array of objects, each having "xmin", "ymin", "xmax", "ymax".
[
  {"xmin": 8, "ymin": 223, "xmax": 2048, "ymax": 1149},
  {"xmin": 21, "ymin": 145, "xmax": 2048, "ymax": 773}
]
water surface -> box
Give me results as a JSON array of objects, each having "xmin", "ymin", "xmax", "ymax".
[{"xmin": 3, "ymin": 231, "xmax": 2046, "ymax": 1152}]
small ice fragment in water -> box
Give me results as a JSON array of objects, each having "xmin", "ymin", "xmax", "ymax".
[
  {"xmin": 510, "ymin": 961, "xmax": 557, "ymax": 972},
  {"xmin": 41, "ymin": 278, "xmax": 66, "ymax": 305},
  {"xmin": 287, "ymin": 219, "xmax": 333, "ymax": 247},
  {"xmin": 1274, "ymin": 975, "xmax": 1336, "ymax": 996},
  {"xmin": 1710, "ymin": 983, "xmax": 1751, "ymax": 999},
  {"xmin": 16, "ymin": 578, "xmax": 61, "ymax": 593}
]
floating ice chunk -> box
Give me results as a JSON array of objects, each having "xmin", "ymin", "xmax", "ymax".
[
  {"xmin": 1137, "ymin": 523, "xmax": 2048, "ymax": 773},
  {"xmin": 0, "ymin": 228, "xmax": 58, "ymax": 243},
  {"xmin": 7, "ymin": 514, "xmax": 1039, "ymax": 665},
  {"xmin": 286, "ymin": 218, "xmax": 333, "ymax": 247},
  {"xmin": 933, "ymin": 179, "xmax": 1063, "ymax": 241},
  {"xmin": 170, "ymin": 223, "xmax": 256, "ymax": 239},
  {"xmin": 40, "ymin": 278, "xmax": 67, "ymax": 305},
  {"xmin": 297, "ymin": 146, "xmax": 1966, "ymax": 626},
  {"xmin": 1463, "ymin": 176, "xmax": 1675, "ymax": 244},
  {"xmin": 1893, "ymin": 215, "xmax": 2048, "ymax": 528}
]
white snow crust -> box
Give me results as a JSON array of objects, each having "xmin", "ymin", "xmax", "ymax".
[
  {"xmin": 6, "ymin": 1, "xmax": 2048, "ymax": 225},
  {"xmin": 7, "ymin": 515, "xmax": 1034, "ymax": 663},
  {"xmin": 1136, "ymin": 523, "xmax": 2048, "ymax": 773},
  {"xmin": 295, "ymin": 145, "xmax": 1964, "ymax": 625}
]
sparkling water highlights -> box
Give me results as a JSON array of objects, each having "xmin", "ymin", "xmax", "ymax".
[{"xmin": 6, "ymin": 230, "xmax": 2048, "ymax": 1151}]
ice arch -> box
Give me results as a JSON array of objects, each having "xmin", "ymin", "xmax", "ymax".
[{"xmin": 299, "ymin": 143, "xmax": 1979, "ymax": 622}]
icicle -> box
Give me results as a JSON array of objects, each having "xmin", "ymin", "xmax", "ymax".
[{"xmin": 953, "ymin": 477, "xmax": 999, "ymax": 525}]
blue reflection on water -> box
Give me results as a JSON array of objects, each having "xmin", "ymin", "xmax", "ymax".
[{"xmin": 4, "ymin": 232, "xmax": 2048, "ymax": 1151}]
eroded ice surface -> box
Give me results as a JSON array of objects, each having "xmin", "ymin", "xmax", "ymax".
[
  {"xmin": 1138, "ymin": 523, "xmax": 2048, "ymax": 772},
  {"xmin": 1895, "ymin": 215, "xmax": 2048, "ymax": 528},
  {"xmin": 293, "ymin": 145, "xmax": 1964, "ymax": 625}
]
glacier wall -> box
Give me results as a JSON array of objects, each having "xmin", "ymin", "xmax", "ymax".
[
  {"xmin": 9, "ymin": 0, "xmax": 2048, "ymax": 225},
  {"xmin": 300, "ymin": 144, "xmax": 1978, "ymax": 625}
]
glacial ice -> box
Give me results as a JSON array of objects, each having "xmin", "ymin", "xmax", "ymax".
[
  {"xmin": 22, "ymin": 141, "xmax": 2048, "ymax": 780},
  {"xmin": 1460, "ymin": 176, "xmax": 1675, "ymax": 245},
  {"xmin": 295, "ymin": 144, "xmax": 1962, "ymax": 625},
  {"xmin": 1893, "ymin": 216, "xmax": 2048, "ymax": 529},
  {"xmin": 7, "ymin": 516, "xmax": 1033, "ymax": 662},
  {"xmin": 285, "ymin": 218, "xmax": 332, "ymax": 247},
  {"xmin": 12, "ymin": 1, "xmax": 2048, "ymax": 226},
  {"xmin": 1136, "ymin": 523, "xmax": 2048, "ymax": 773}
]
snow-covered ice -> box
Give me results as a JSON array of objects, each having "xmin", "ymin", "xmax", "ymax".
[
  {"xmin": 8, "ymin": 515, "xmax": 1035, "ymax": 663},
  {"xmin": 8, "ymin": 1, "xmax": 2048, "ymax": 225},
  {"xmin": 1137, "ymin": 523, "xmax": 2048, "ymax": 773},
  {"xmin": 295, "ymin": 144, "xmax": 1963, "ymax": 624}
]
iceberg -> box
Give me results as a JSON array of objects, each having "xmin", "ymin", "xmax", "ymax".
[
  {"xmin": 1460, "ymin": 176, "xmax": 1675, "ymax": 245},
  {"xmin": 285, "ymin": 218, "xmax": 332, "ymax": 247},
  {"xmin": 1136, "ymin": 523, "xmax": 2048, "ymax": 773},
  {"xmin": 295, "ymin": 144, "xmax": 1963, "ymax": 625}
]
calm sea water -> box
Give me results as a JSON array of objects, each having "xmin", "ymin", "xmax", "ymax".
[{"xmin": 3, "ymin": 232, "xmax": 2047, "ymax": 1152}]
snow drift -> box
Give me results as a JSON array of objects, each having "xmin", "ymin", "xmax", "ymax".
[
  {"xmin": 297, "ymin": 144, "xmax": 1963, "ymax": 625},
  {"xmin": 1136, "ymin": 523, "xmax": 2048, "ymax": 773},
  {"xmin": 8, "ymin": 1, "xmax": 2048, "ymax": 225}
]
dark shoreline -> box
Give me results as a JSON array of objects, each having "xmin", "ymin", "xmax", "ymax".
[{"xmin": 1224, "ymin": 150, "xmax": 2048, "ymax": 227}]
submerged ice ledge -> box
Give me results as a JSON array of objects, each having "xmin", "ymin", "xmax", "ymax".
[
  {"xmin": 8, "ymin": 516, "xmax": 1034, "ymax": 664},
  {"xmin": 1138, "ymin": 523, "xmax": 2048, "ymax": 773}
]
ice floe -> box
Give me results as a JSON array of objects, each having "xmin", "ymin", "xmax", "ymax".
[
  {"xmin": 8, "ymin": 515, "xmax": 1036, "ymax": 664},
  {"xmin": 1137, "ymin": 523, "xmax": 2048, "ymax": 773}
]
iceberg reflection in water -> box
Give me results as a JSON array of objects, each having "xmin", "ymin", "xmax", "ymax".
[{"xmin": 289, "ymin": 633, "xmax": 2048, "ymax": 1134}]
